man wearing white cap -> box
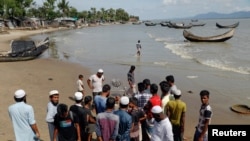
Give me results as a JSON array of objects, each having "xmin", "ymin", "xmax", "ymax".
[
  {"xmin": 46, "ymin": 90, "xmax": 59, "ymax": 141},
  {"xmin": 151, "ymin": 105, "xmax": 174, "ymax": 141},
  {"xmin": 114, "ymin": 96, "xmax": 132, "ymax": 141},
  {"xmin": 166, "ymin": 89, "xmax": 186, "ymax": 141},
  {"xmin": 87, "ymin": 68, "xmax": 105, "ymax": 100},
  {"xmin": 69, "ymin": 92, "xmax": 95, "ymax": 141},
  {"xmin": 8, "ymin": 89, "xmax": 41, "ymax": 141}
]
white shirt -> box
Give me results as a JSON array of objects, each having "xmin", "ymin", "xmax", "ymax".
[
  {"xmin": 151, "ymin": 117, "xmax": 174, "ymax": 141},
  {"xmin": 77, "ymin": 79, "xmax": 84, "ymax": 91},
  {"xmin": 88, "ymin": 74, "xmax": 105, "ymax": 92}
]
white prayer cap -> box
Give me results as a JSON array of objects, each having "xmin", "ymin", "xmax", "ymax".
[
  {"xmin": 172, "ymin": 89, "xmax": 181, "ymax": 96},
  {"xmin": 98, "ymin": 69, "xmax": 104, "ymax": 73},
  {"xmin": 120, "ymin": 96, "xmax": 129, "ymax": 105},
  {"xmin": 49, "ymin": 90, "xmax": 59, "ymax": 96},
  {"xmin": 74, "ymin": 92, "xmax": 83, "ymax": 100},
  {"xmin": 151, "ymin": 105, "xmax": 163, "ymax": 114},
  {"xmin": 14, "ymin": 89, "xmax": 26, "ymax": 98}
]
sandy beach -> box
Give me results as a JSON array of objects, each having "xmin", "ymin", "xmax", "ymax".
[
  {"xmin": 0, "ymin": 27, "xmax": 93, "ymax": 141},
  {"xmin": 1, "ymin": 26, "xmax": 247, "ymax": 141}
]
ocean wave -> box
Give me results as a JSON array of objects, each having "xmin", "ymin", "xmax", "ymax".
[
  {"xmin": 153, "ymin": 61, "xmax": 168, "ymax": 66},
  {"xmin": 164, "ymin": 42, "xmax": 195, "ymax": 59},
  {"xmin": 195, "ymin": 59, "xmax": 250, "ymax": 75}
]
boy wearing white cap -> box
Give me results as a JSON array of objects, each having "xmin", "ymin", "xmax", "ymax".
[
  {"xmin": 151, "ymin": 106, "xmax": 174, "ymax": 141},
  {"xmin": 46, "ymin": 90, "xmax": 59, "ymax": 141},
  {"xmin": 8, "ymin": 89, "xmax": 41, "ymax": 141}
]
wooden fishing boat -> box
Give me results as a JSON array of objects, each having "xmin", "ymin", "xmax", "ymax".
[
  {"xmin": 0, "ymin": 37, "xmax": 49, "ymax": 62},
  {"xmin": 169, "ymin": 22, "xmax": 192, "ymax": 29},
  {"xmin": 183, "ymin": 28, "xmax": 235, "ymax": 42},
  {"xmin": 145, "ymin": 22, "xmax": 157, "ymax": 26},
  {"xmin": 192, "ymin": 23, "xmax": 206, "ymax": 27},
  {"xmin": 216, "ymin": 22, "xmax": 239, "ymax": 28}
]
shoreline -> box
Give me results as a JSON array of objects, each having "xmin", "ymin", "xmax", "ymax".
[
  {"xmin": 0, "ymin": 27, "xmax": 93, "ymax": 141},
  {"xmin": 1, "ymin": 25, "xmax": 247, "ymax": 141}
]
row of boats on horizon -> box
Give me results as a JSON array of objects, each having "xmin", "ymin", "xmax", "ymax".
[{"xmin": 132, "ymin": 20, "xmax": 239, "ymax": 42}]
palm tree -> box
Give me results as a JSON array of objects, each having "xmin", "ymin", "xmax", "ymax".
[{"xmin": 57, "ymin": 0, "xmax": 69, "ymax": 17}]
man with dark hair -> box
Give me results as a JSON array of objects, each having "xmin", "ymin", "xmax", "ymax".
[
  {"xmin": 134, "ymin": 82, "xmax": 152, "ymax": 141},
  {"xmin": 54, "ymin": 103, "xmax": 81, "ymax": 141},
  {"xmin": 144, "ymin": 83, "xmax": 162, "ymax": 139},
  {"xmin": 134, "ymin": 82, "xmax": 152, "ymax": 109},
  {"xmin": 166, "ymin": 89, "xmax": 186, "ymax": 141},
  {"xmin": 129, "ymin": 97, "xmax": 146, "ymax": 141},
  {"xmin": 83, "ymin": 96, "xmax": 96, "ymax": 141},
  {"xmin": 94, "ymin": 84, "xmax": 111, "ymax": 114},
  {"xmin": 142, "ymin": 79, "xmax": 151, "ymax": 94},
  {"xmin": 8, "ymin": 89, "xmax": 41, "ymax": 141},
  {"xmin": 159, "ymin": 81, "xmax": 171, "ymax": 114},
  {"xmin": 193, "ymin": 90, "xmax": 212, "ymax": 141},
  {"xmin": 136, "ymin": 40, "xmax": 142, "ymax": 56},
  {"xmin": 127, "ymin": 65, "xmax": 136, "ymax": 96},
  {"xmin": 114, "ymin": 96, "xmax": 132, "ymax": 141},
  {"xmin": 166, "ymin": 75, "xmax": 178, "ymax": 94},
  {"xmin": 46, "ymin": 90, "xmax": 60, "ymax": 141},
  {"xmin": 96, "ymin": 97, "xmax": 119, "ymax": 141}
]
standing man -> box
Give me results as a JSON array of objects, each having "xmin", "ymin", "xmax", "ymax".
[
  {"xmin": 193, "ymin": 90, "xmax": 212, "ymax": 141},
  {"xmin": 70, "ymin": 92, "xmax": 95, "ymax": 141},
  {"xmin": 77, "ymin": 74, "xmax": 85, "ymax": 96},
  {"xmin": 166, "ymin": 89, "xmax": 186, "ymax": 141},
  {"xmin": 54, "ymin": 103, "xmax": 81, "ymax": 141},
  {"xmin": 8, "ymin": 89, "xmax": 41, "ymax": 141},
  {"xmin": 114, "ymin": 96, "xmax": 132, "ymax": 141},
  {"xmin": 96, "ymin": 97, "xmax": 119, "ymax": 141},
  {"xmin": 151, "ymin": 106, "xmax": 174, "ymax": 141},
  {"xmin": 94, "ymin": 84, "xmax": 111, "ymax": 114},
  {"xmin": 87, "ymin": 69, "xmax": 105, "ymax": 99},
  {"xmin": 46, "ymin": 90, "xmax": 60, "ymax": 141},
  {"xmin": 136, "ymin": 40, "xmax": 142, "ymax": 56},
  {"xmin": 127, "ymin": 65, "xmax": 136, "ymax": 96}
]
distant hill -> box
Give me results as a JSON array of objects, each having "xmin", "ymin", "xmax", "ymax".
[{"xmin": 192, "ymin": 11, "xmax": 250, "ymax": 19}]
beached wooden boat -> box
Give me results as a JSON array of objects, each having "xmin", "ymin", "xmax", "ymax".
[
  {"xmin": 0, "ymin": 37, "xmax": 49, "ymax": 62},
  {"xmin": 183, "ymin": 28, "xmax": 235, "ymax": 42},
  {"xmin": 216, "ymin": 22, "xmax": 239, "ymax": 28}
]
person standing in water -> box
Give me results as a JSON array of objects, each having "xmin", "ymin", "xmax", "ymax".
[{"xmin": 136, "ymin": 40, "xmax": 142, "ymax": 56}]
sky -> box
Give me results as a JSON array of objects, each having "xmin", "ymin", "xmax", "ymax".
[{"xmin": 36, "ymin": 0, "xmax": 250, "ymax": 20}]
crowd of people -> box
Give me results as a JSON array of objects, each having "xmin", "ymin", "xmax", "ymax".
[{"xmin": 7, "ymin": 66, "xmax": 212, "ymax": 141}]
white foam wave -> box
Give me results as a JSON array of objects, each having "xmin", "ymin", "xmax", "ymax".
[
  {"xmin": 164, "ymin": 42, "xmax": 195, "ymax": 59},
  {"xmin": 199, "ymin": 59, "xmax": 250, "ymax": 75},
  {"xmin": 153, "ymin": 61, "xmax": 168, "ymax": 66},
  {"xmin": 186, "ymin": 75, "xmax": 198, "ymax": 79}
]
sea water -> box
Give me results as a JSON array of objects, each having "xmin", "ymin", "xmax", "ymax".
[{"xmin": 32, "ymin": 18, "xmax": 250, "ymax": 125}]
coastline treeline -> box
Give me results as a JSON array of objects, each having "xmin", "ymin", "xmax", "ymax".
[{"xmin": 0, "ymin": 0, "xmax": 139, "ymax": 23}]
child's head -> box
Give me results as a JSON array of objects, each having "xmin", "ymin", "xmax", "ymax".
[
  {"xmin": 129, "ymin": 97, "xmax": 138, "ymax": 109},
  {"xmin": 200, "ymin": 90, "xmax": 210, "ymax": 105}
]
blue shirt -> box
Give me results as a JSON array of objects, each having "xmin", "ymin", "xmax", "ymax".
[
  {"xmin": 46, "ymin": 101, "xmax": 58, "ymax": 122},
  {"xmin": 8, "ymin": 102, "xmax": 37, "ymax": 141},
  {"xmin": 94, "ymin": 95, "xmax": 107, "ymax": 114},
  {"xmin": 114, "ymin": 109, "xmax": 132, "ymax": 141}
]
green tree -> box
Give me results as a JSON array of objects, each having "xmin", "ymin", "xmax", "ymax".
[{"xmin": 57, "ymin": 0, "xmax": 69, "ymax": 17}]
